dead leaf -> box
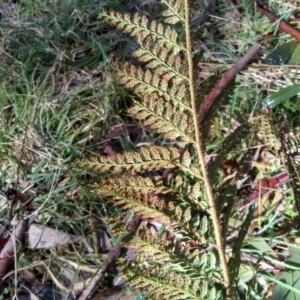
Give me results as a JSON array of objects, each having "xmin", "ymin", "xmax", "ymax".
[
  {"xmin": 0, "ymin": 220, "xmax": 26, "ymax": 278},
  {"xmin": 246, "ymin": 172, "xmax": 289, "ymax": 202},
  {"xmin": 26, "ymin": 224, "xmax": 81, "ymax": 249}
]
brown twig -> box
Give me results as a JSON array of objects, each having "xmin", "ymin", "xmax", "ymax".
[
  {"xmin": 78, "ymin": 243, "xmax": 122, "ymax": 300},
  {"xmin": 254, "ymin": 0, "xmax": 300, "ymax": 42},
  {"xmin": 199, "ymin": 43, "xmax": 261, "ymax": 123}
]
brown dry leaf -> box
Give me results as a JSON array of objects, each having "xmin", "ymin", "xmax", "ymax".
[
  {"xmin": 246, "ymin": 172, "xmax": 289, "ymax": 203},
  {"xmin": 0, "ymin": 220, "xmax": 26, "ymax": 278},
  {"xmin": 26, "ymin": 224, "xmax": 81, "ymax": 249}
]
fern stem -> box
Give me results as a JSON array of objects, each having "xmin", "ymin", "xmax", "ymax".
[{"xmin": 183, "ymin": 1, "xmax": 232, "ymax": 296}]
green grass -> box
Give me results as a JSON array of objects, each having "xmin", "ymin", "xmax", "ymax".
[
  {"xmin": 0, "ymin": 0, "xmax": 128, "ymax": 298},
  {"xmin": 0, "ymin": 0, "xmax": 300, "ymax": 298}
]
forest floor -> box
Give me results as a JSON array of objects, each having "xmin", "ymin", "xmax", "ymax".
[{"xmin": 0, "ymin": 0, "xmax": 300, "ymax": 299}]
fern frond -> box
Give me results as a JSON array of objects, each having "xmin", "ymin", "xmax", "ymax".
[
  {"xmin": 101, "ymin": 8, "xmax": 192, "ymax": 119},
  {"xmin": 102, "ymin": 188, "xmax": 171, "ymax": 223},
  {"xmin": 122, "ymin": 263, "xmax": 224, "ymax": 300},
  {"xmin": 125, "ymin": 267, "xmax": 201, "ymax": 300},
  {"xmin": 80, "ymin": 146, "xmax": 179, "ymax": 174},
  {"xmin": 128, "ymin": 97, "xmax": 195, "ymax": 143},
  {"xmin": 102, "ymin": 176, "xmax": 171, "ymax": 194},
  {"xmin": 99, "ymin": 176, "xmax": 209, "ymax": 241},
  {"xmin": 161, "ymin": 0, "xmax": 185, "ymax": 22},
  {"xmin": 95, "ymin": 0, "xmax": 233, "ymax": 296},
  {"xmin": 115, "ymin": 62, "xmax": 191, "ymax": 111},
  {"xmin": 95, "ymin": 176, "xmax": 172, "ymax": 223},
  {"xmin": 80, "ymin": 146, "xmax": 204, "ymax": 183},
  {"xmin": 250, "ymin": 115, "xmax": 281, "ymax": 152},
  {"xmin": 101, "ymin": 10, "xmax": 184, "ymax": 52},
  {"xmin": 165, "ymin": 174, "xmax": 205, "ymax": 208},
  {"xmin": 131, "ymin": 40, "xmax": 188, "ymax": 82}
]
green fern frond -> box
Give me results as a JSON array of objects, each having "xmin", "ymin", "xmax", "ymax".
[
  {"xmin": 102, "ymin": 177, "xmax": 172, "ymax": 194},
  {"xmin": 165, "ymin": 173, "xmax": 205, "ymax": 208},
  {"xmin": 125, "ymin": 268, "xmax": 201, "ymax": 300},
  {"xmin": 73, "ymin": 0, "xmax": 300, "ymax": 297},
  {"xmin": 250, "ymin": 115, "xmax": 281, "ymax": 152},
  {"xmin": 101, "ymin": 7, "xmax": 194, "ymax": 147},
  {"xmin": 101, "ymin": 187, "xmax": 171, "ymax": 223},
  {"xmin": 131, "ymin": 43, "xmax": 188, "ymax": 83}
]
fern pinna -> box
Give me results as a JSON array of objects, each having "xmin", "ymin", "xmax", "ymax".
[{"xmin": 79, "ymin": 1, "xmax": 232, "ymax": 299}]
